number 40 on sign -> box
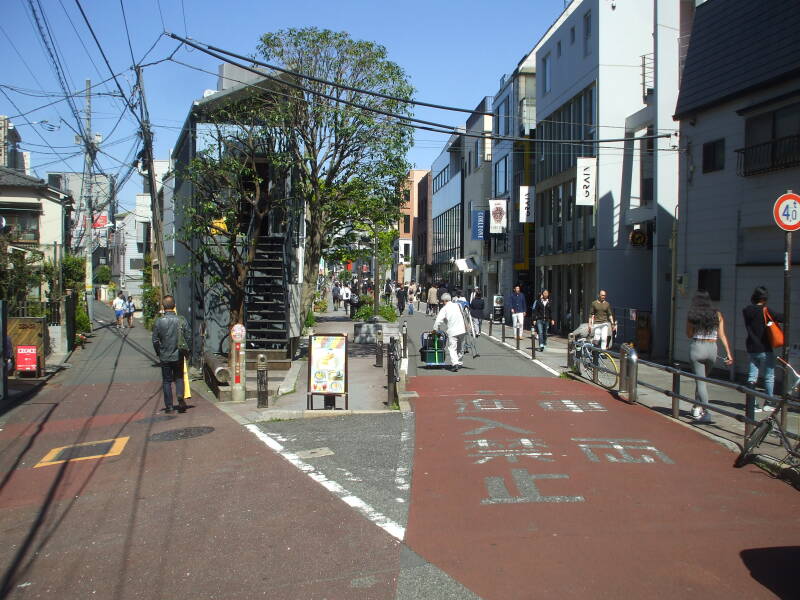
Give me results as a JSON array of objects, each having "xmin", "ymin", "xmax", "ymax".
[{"xmin": 774, "ymin": 192, "xmax": 800, "ymax": 231}]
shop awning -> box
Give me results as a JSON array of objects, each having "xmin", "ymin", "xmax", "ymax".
[{"xmin": 455, "ymin": 258, "xmax": 478, "ymax": 272}]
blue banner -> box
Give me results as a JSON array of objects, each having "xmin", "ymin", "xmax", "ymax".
[{"xmin": 472, "ymin": 210, "xmax": 488, "ymax": 240}]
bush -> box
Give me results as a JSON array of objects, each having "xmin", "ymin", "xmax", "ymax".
[
  {"xmin": 75, "ymin": 306, "xmax": 91, "ymax": 333},
  {"xmin": 313, "ymin": 298, "xmax": 328, "ymax": 313},
  {"xmin": 94, "ymin": 265, "xmax": 111, "ymax": 285},
  {"xmin": 304, "ymin": 310, "xmax": 316, "ymax": 328},
  {"xmin": 352, "ymin": 301, "xmax": 397, "ymax": 322}
]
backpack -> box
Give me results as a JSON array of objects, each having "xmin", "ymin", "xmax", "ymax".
[{"xmin": 177, "ymin": 316, "xmax": 189, "ymax": 352}]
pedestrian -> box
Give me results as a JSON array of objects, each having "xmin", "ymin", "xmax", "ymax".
[
  {"xmin": 112, "ymin": 291, "xmax": 126, "ymax": 329},
  {"xmin": 407, "ymin": 282, "xmax": 416, "ymax": 315},
  {"xmin": 350, "ymin": 288, "xmax": 361, "ymax": 318},
  {"xmin": 427, "ymin": 283, "xmax": 439, "ymax": 316},
  {"xmin": 152, "ymin": 295, "xmax": 190, "ymax": 414},
  {"xmin": 589, "ymin": 290, "xmax": 616, "ymax": 350},
  {"xmin": 125, "ymin": 295, "xmax": 136, "ymax": 329},
  {"xmin": 531, "ymin": 290, "xmax": 555, "ymax": 351},
  {"xmin": 433, "ymin": 293, "xmax": 467, "ymax": 371},
  {"xmin": 469, "ymin": 290, "xmax": 485, "ymax": 336},
  {"xmin": 341, "ymin": 283, "xmax": 352, "ymax": 317},
  {"xmin": 686, "ymin": 289, "xmax": 733, "ymax": 423},
  {"xmin": 509, "ymin": 284, "xmax": 527, "ymax": 340},
  {"xmin": 332, "ymin": 281, "xmax": 341, "ymax": 311},
  {"xmin": 396, "ymin": 284, "xmax": 407, "ymax": 315},
  {"xmin": 437, "ymin": 282, "xmax": 448, "ymax": 311},
  {"xmin": 383, "ymin": 279, "xmax": 393, "ymax": 304},
  {"xmin": 743, "ymin": 286, "xmax": 784, "ymax": 408}
]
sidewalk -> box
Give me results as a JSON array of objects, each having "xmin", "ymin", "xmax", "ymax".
[
  {"xmin": 210, "ymin": 297, "xmax": 395, "ymax": 424},
  {"xmin": 413, "ymin": 301, "xmax": 794, "ymax": 455}
]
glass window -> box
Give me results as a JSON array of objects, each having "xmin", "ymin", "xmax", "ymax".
[
  {"xmin": 494, "ymin": 156, "xmax": 508, "ymax": 196},
  {"xmin": 570, "ymin": 26, "xmax": 575, "ymax": 45},
  {"xmin": 583, "ymin": 11, "xmax": 592, "ymax": 57},
  {"xmin": 702, "ymin": 139, "xmax": 725, "ymax": 173},
  {"xmin": 403, "ymin": 214, "xmax": 411, "ymax": 233},
  {"xmin": 542, "ymin": 53, "xmax": 551, "ymax": 94}
]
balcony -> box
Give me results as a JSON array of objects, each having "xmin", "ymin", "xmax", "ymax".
[{"xmin": 735, "ymin": 135, "xmax": 800, "ymax": 176}]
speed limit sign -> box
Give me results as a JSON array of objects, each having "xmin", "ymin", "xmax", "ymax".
[{"xmin": 774, "ymin": 192, "xmax": 800, "ymax": 231}]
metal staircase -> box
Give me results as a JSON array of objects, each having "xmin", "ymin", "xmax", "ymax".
[{"xmin": 244, "ymin": 234, "xmax": 290, "ymax": 355}]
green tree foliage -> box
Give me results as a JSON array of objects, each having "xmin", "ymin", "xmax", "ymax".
[
  {"xmin": 61, "ymin": 254, "xmax": 86, "ymax": 293},
  {"xmin": 94, "ymin": 265, "xmax": 111, "ymax": 285},
  {"xmin": 141, "ymin": 254, "xmax": 161, "ymax": 329},
  {"xmin": 257, "ymin": 28, "xmax": 413, "ymax": 318},
  {"xmin": 0, "ymin": 233, "xmax": 45, "ymax": 310}
]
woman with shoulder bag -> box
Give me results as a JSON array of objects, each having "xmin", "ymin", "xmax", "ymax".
[
  {"xmin": 742, "ymin": 286, "xmax": 784, "ymax": 409},
  {"xmin": 686, "ymin": 290, "xmax": 733, "ymax": 423},
  {"xmin": 469, "ymin": 290, "xmax": 485, "ymax": 336}
]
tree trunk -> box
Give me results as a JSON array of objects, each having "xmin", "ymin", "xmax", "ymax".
[{"xmin": 301, "ymin": 218, "xmax": 324, "ymax": 322}]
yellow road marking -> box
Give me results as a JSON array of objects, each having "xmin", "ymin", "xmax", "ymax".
[{"xmin": 34, "ymin": 436, "xmax": 130, "ymax": 468}]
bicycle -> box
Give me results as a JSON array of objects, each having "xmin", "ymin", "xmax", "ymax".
[
  {"xmin": 734, "ymin": 356, "xmax": 800, "ymax": 468},
  {"xmin": 572, "ymin": 336, "xmax": 619, "ymax": 389}
]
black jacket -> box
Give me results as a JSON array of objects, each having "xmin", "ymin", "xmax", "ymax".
[
  {"xmin": 469, "ymin": 297, "xmax": 485, "ymax": 319},
  {"xmin": 743, "ymin": 304, "xmax": 783, "ymax": 354},
  {"xmin": 531, "ymin": 298, "xmax": 553, "ymax": 321},
  {"xmin": 152, "ymin": 311, "xmax": 191, "ymax": 363}
]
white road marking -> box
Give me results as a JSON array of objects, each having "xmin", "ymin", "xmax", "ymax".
[
  {"xmin": 245, "ymin": 424, "xmax": 405, "ymax": 541},
  {"xmin": 394, "ymin": 411, "xmax": 413, "ymax": 492},
  {"xmin": 483, "ymin": 334, "xmax": 561, "ymax": 376},
  {"xmin": 533, "ymin": 360, "xmax": 560, "ymax": 376}
]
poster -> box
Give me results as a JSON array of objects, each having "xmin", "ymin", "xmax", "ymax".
[
  {"xmin": 519, "ymin": 186, "xmax": 534, "ymax": 223},
  {"xmin": 308, "ymin": 334, "xmax": 348, "ymax": 394},
  {"xmin": 576, "ymin": 157, "xmax": 596, "ymax": 206},
  {"xmin": 489, "ymin": 199, "xmax": 507, "ymax": 234}
]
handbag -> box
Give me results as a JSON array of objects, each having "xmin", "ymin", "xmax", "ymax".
[{"xmin": 763, "ymin": 307, "xmax": 784, "ymax": 348}]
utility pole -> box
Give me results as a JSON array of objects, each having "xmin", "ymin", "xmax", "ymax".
[
  {"xmin": 82, "ymin": 79, "xmax": 96, "ymax": 327},
  {"xmin": 135, "ymin": 66, "xmax": 170, "ymax": 295}
]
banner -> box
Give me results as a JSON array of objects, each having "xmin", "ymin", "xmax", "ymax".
[
  {"xmin": 519, "ymin": 186, "xmax": 534, "ymax": 223},
  {"xmin": 488, "ymin": 199, "xmax": 507, "ymax": 234},
  {"xmin": 576, "ymin": 157, "xmax": 596, "ymax": 206},
  {"xmin": 471, "ymin": 210, "xmax": 488, "ymax": 240}
]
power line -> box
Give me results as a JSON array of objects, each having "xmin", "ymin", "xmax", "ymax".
[
  {"xmin": 167, "ymin": 32, "xmax": 493, "ymax": 117},
  {"xmin": 119, "ymin": 0, "xmax": 137, "ymax": 65}
]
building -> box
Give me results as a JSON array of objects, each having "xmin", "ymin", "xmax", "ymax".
[
  {"xmin": 412, "ymin": 171, "xmax": 432, "ymax": 284},
  {"xmin": 430, "ymin": 134, "xmax": 463, "ymax": 287},
  {"xmin": 109, "ymin": 193, "xmax": 151, "ymax": 301},
  {"xmin": 0, "ymin": 116, "xmax": 25, "ymax": 172},
  {"xmin": 672, "ymin": 0, "xmax": 800, "ymax": 371},
  {"xmin": 0, "ymin": 166, "xmax": 72, "ymax": 297},
  {"xmin": 530, "ymin": 0, "xmax": 681, "ymax": 352},
  {"xmin": 397, "ymin": 169, "xmax": 427, "ymax": 284}
]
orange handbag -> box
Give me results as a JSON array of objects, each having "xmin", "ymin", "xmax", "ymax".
[{"xmin": 763, "ymin": 307, "xmax": 784, "ymax": 348}]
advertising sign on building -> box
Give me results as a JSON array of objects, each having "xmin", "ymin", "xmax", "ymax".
[
  {"xmin": 488, "ymin": 199, "xmax": 507, "ymax": 234},
  {"xmin": 576, "ymin": 157, "xmax": 597, "ymax": 206},
  {"xmin": 519, "ymin": 186, "xmax": 534, "ymax": 223},
  {"xmin": 471, "ymin": 210, "xmax": 488, "ymax": 240},
  {"xmin": 308, "ymin": 334, "xmax": 348, "ymax": 395}
]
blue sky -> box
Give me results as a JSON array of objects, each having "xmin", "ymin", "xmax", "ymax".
[{"xmin": 1, "ymin": 0, "xmax": 567, "ymax": 211}]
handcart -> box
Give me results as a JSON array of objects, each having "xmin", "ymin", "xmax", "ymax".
[{"xmin": 420, "ymin": 330, "xmax": 448, "ymax": 368}]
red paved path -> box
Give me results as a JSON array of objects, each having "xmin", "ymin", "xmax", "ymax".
[
  {"xmin": 0, "ymin": 364, "xmax": 399, "ymax": 598},
  {"xmin": 405, "ymin": 375, "xmax": 800, "ymax": 600}
]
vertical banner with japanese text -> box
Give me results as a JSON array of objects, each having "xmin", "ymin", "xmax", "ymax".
[
  {"xmin": 576, "ymin": 157, "xmax": 597, "ymax": 206},
  {"xmin": 519, "ymin": 186, "xmax": 534, "ymax": 223}
]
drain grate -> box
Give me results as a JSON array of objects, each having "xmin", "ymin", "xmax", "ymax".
[{"xmin": 148, "ymin": 426, "xmax": 215, "ymax": 442}]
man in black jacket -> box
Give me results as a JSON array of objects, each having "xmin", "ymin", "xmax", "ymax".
[
  {"xmin": 152, "ymin": 295, "xmax": 191, "ymax": 414},
  {"xmin": 531, "ymin": 290, "xmax": 555, "ymax": 351}
]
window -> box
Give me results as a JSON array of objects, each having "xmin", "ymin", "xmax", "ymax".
[
  {"xmin": 702, "ymin": 139, "xmax": 725, "ymax": 173},
  {"xmin": 474, "ymin": 140, "xmax": 480, "ymax": 167},
  {"xmin": 583, "ymin": 11, "xmax": 592, "ymax": 57},
  {"xmin": 433, "ymin": 165, "xmax": 449, "ymax": 193},
  {"xmin": 494, "ymin": 156, "xmax": 508, "ymax": 196},
  {"xmin": 557, "ymin": 41, "xmax": 562, "ymax": 58},
  {"xmin": 403, "ymin": 214, "xmax": 411, "ymax": 233},
  {"xmin": 542, "ymin": 53, "xmax": 551, "ymax": 94},
  {"xmin": 498, "ymin": 98, "xmax": 509, "ymax": 135},
  {"xmin": 570, "ymin": 26, "xmax": 575, "ymax": 44},
  {"xmin": 698, "ymin": 268, "xmax": 721, "ymax": 301},
  {"xmin": 467, "ymin": 152, "xmax": 472, "ymax": 175},
  {"xmin": 130, "ymin": 258, "xmax": 145, "ymax": 270},
  {"xmin": 739, "ymin": 101, "xmax": 800, "ymax": 175},
  {"xmin": 3, "ymin": 212, "xmax": 39, "ymax": 242}
]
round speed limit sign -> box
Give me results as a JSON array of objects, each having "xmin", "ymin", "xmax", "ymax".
[{"xmin": 774, "ymin": 192, "xmax": 800, "ymax": 231}]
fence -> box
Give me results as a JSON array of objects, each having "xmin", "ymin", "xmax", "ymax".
[{"xmin": 11, "ymin": 301, "xmax": 62, "ymax": 326}]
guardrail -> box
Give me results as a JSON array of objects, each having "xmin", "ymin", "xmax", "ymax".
[{"xmin": 567, "ymin": 336, "xmax": 800, "ymax": 446}]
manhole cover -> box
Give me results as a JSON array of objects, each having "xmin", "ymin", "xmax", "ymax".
[
  {"xmin": 56, "ymin": 441, "xmax": 114, "ymax": 461},
  {"xmin": 148, "ymin": 426, "xmax": 215, "ymax": 442},
  {"xmin": 135, "ymin": 415, "xmax": 178, "ymax": 425}
]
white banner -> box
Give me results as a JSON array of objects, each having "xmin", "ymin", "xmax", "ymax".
[
  {"xmin": 489, "ymin": 199, "xmax": 507, "ymax": 233},
  {"xmin": 576, "ymin": 157, "xmax": 597, "ymax": 206},
  {"xmin": 519, "ymin": 186, "xmax": 534, "ymax": 223}
]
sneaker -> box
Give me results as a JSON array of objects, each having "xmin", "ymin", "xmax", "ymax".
[
  {"xmin": 691, "ymin": 405, "xmax": 703, "ymax": 419},
  {"xmin": 695, "ymin": 412, "xmax": 713, "ymax": 424},
  {"xmin": 539, "ymin": 346, "xmax": 544, "ymax": 352}
]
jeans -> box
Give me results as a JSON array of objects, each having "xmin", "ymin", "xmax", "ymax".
[
  {"xmin": 592, "ymin": 323, "xmax": 611, "ymax": 350},
  {"xmin": 161, "ymin": 359, "xmax": 185, "ymax": 410},
  {"xmin": 472, "ymin": 317, "xmax": 482, "ymax": 335},
  {"xmin": 535, "ymin": 319, "xmax": 549, "ymax": 347},
  {"xmin": 689, "ymin": 340, "xmax": 716, "ymax": 406},
  {"xmin": 747, "ymin": 351, "xmax": 776, "ymax": 398}
]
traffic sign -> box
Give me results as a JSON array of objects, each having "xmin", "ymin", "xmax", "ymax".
[{"xmin": 774, "ymin": 192, "xmax": 800, "ymax": 231}]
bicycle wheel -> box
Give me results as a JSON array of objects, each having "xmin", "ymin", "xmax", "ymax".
[
  {"xmin": 578, "ymin": 348, "xmax": 593, "ymax": 379},
  {"xmin": 596, "ymin": 352, "xmax": 619, "ymax": 389},
  {"xmin": 734, "ymin": 419, "xmax": 772, "ymax": 468}
]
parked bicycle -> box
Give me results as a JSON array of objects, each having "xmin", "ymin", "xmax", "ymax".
[
  {"xmin": 734, "ymin": 356, "xmax": 800, "ymax": 468},
  {"xmin": 572, "ymin": 336, "xmax": 619, "ymax": 390}
]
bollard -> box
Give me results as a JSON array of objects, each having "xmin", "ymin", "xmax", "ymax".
[
  {"xmin": 387, "ymin": 337, "xmax": 396, "ymax": 406},
  {"xmin": 531, "ymin": 330, "xmax": 537, "ymax": 360},
  {"xmin": 375, "ymin": 327, "xmax": 384, "ymax": 367},
  {"xmin": 256, "ymin": 353, "xmax": 269, "ymax": 408},
  {"xmin": 501, "ymin": 321, "xmax": 506, "ymax": 343},
  {"xmin": 627, "ymin": 347, "xmax": 639, "ymax": 403},
  {"xmin": 402, "ymin": 321, "xmax": 408, "ymax": 359},
  {"xmin": 745, "ymin": 392, "xmax": 756, "ymax": 437},
  {"xmin": 515, "ymin": 331, "xmax": 520, "ymax": 350},
  {"xmin": 567, "ymin": 335, "xmax": 574, "ymax": 371},
  {"xmin": 592, "ymin": 345, "xmax": 600, "ymax": 384},
  {"xmin": 489, "ymin": 319, "xmax": 493, "ymax": 337},
  {"xmin": 671, "ymin": 363, "xmax": 681, "ymax": 419},
  {"xmin": 619, "ymin": 345, "xmax": 628, "ymax": 391}
]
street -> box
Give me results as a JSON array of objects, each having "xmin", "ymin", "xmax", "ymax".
[{"xmin": 0, "ymin": 303, "xmax": 797, "ymax": 599}]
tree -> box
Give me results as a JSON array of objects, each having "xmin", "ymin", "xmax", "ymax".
[
  {"xmin": 0, "ymin": 233, "xmax": 44, "ymax": 310},
  {"xmin": 94, "ymin": 265, "xmax": 111, "ymax": 285},
  {"xmin": 177, "ymin": 93, "xmax": 292, "ymax": 328},
  {"xmin": 257, "ymin": 28, "xmax": 413, "ymax": 317}
]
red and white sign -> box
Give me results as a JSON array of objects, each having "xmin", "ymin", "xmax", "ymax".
[
  {"xmin": 16, "ymin": 346, "xmax": 37, "ymax": 372},
  {"xmin": 774, "ymin": 192, "xmax": 800, "ymax": 231},
  {"xmin": 92, "ymin": 215, "xmax": 108, "ymax": 229}
]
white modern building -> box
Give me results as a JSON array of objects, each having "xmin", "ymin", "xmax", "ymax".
[
  {"xmin": 531, "ymin": 0, "xmax": 683, "ymax": 355},
  {"xmin": 673, "ymin": 0, "xmax": 800, "ymax": 373},
  {"xmin": 430, "ymin": 135, "xmax": 462, "ymax": 285},
  {"xmin": 110, "ymin": 193, "xmax": 151, "ymax": 301}
]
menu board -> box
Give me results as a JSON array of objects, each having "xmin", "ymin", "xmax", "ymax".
[{"xmin": 308, "ymin": 334, "xmax": 348, "ymax": 395}]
